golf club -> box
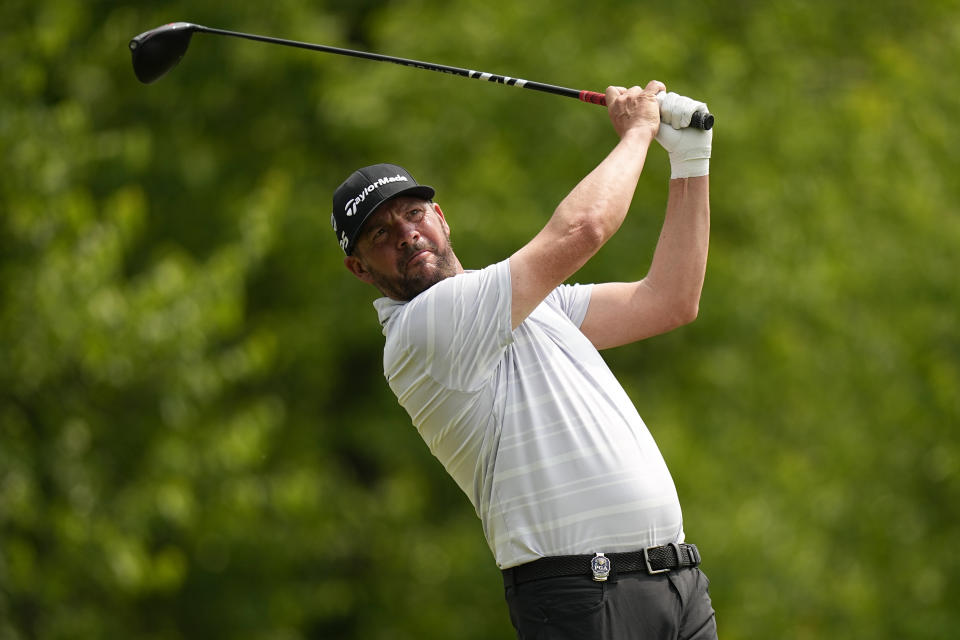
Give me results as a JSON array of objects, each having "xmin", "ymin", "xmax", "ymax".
[{"xmin": 130, "ymin": 22, "xmax": 714, "ymax": 130}]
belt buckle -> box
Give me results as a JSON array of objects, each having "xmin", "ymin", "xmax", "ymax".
[
  {"xmin": 591, "ymin": 553, "xmax": 611, "ymax": 582},
  {"xmin": 643, "ymin": 546, "xmax": 671, "ymax": 575}
]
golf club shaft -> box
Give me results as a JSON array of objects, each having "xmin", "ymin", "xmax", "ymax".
[{"xmin": 182, "ymin": 24, "xmax": 714, "ymax": 129}]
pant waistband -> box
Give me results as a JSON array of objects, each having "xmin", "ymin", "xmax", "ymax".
[{"xmin": 502, "ymin": 543, "xmax": 702, "ymax": 587}]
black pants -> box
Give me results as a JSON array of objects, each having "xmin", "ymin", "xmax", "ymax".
[{"xmin": 504, "ymin": 567, "xmax": 717, "ymax": 640}]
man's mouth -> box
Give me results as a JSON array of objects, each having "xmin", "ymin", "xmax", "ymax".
[{"xmin": 405, "ymin": 249, "xmax": 431, "ymax": 268}]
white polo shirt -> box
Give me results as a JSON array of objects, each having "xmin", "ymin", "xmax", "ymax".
[{"xmin": 374, "ymin": 259, "xmax": 684, "ymax": 569}]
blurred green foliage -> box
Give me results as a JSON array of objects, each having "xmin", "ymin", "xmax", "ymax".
[{"xmin": 2, "ymin": 0, "xmax": 958, "ymax": 638}]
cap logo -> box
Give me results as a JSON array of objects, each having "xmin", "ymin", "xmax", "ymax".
[{"xmin": 344, "ymin": 174, "xmax": 410, "ymax": 217}]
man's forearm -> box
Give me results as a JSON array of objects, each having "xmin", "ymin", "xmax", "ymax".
[{"xmin": 644, "ymin": 175, "xmax": 710, "ymax": 320}]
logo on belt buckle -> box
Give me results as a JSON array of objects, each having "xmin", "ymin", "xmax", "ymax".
[{"xmin": 591, "ymin": 553, "xmax": 611, "ymax": 582}]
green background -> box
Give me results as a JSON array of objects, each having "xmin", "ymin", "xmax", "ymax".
[{"xmin": 2, "ymin": 1, "xmax": 958, "ymax": 638}]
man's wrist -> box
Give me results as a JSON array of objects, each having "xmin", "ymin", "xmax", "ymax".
[
  {"xmin": 670, "ymin": 157, "xmax": 709, "ymax": 179},
  {"xmin": 620, "ymin": 123, "xmax": 657, "ymax": 146}
]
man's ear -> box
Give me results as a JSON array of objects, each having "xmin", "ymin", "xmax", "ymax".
[
  {"xmin": 344, "ymin": 255, "xmax": 375, "ymax": 284},
  {"xmin": 432, "ymin": 202, "xmax": 450, "ymax": 236}
]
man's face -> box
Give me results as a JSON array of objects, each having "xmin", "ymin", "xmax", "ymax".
[{"xmin": 344, "ymin": 196, "xmax": 461, "ymax": 301}]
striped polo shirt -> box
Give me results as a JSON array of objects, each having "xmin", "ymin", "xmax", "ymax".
[{"xmin": 374, "ymin": 258, "xmax": 684, "ymax": 569}]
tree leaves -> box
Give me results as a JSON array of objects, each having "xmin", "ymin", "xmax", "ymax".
[{"xmin": 2, "ymin": 1, "xmax": 958, "ymax": 638}]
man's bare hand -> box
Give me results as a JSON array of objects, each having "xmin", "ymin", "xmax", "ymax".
[{"xmin": 605, "ymin": 80, "xmax": 666, "ymax": 141}]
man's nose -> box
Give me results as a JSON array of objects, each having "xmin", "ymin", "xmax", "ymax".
[{"xmin": 397, "ymin": 220, "xmax": 420, "ymax": 247}]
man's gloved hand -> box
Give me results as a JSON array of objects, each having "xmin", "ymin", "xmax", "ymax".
[{"xmin": 655, "ymin": 92, "xmax": 712, "ymax": 179}]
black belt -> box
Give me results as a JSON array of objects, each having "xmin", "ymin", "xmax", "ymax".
[{"xmin": 502, "ymin": 543, "xmax": 702, "ymax": 587}]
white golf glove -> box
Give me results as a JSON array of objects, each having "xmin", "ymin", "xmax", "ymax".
[{"xmin": 655, "ymin": 92, "xmax": 712, "ymax": 179}]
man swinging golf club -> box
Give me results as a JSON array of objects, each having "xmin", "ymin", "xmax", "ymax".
[{"xmin": 334, "ymin": 81, "xmax": 717, "ymax": 639}]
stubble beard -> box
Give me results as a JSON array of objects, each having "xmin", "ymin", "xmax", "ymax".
[{"xmin": 368, "ymin": 237, "xmax": 459, "ymax": 301}]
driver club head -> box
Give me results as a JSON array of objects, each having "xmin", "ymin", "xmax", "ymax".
[{"xmin": 129, "ymin": 22, "xmax": 200, "ymax": 84}]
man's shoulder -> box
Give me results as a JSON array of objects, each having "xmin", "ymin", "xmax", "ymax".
[
  {"xmin": 377, "ymin": 260, "xmax": 511, "ymax": 327},
  {"xmin": 379, "ymin": 260, "xmax": 516, "ymax": 390}
]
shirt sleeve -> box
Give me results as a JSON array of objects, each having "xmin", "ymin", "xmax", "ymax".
[
  {"xmin": 543, "ymin": 282, "xmax": 595, "ymax": 328},
  {"xmin": 399, "ymin": 259, "xmax": 514, "ymax": 391}
]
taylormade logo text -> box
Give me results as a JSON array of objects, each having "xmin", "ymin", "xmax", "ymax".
[{"xmin": 344, "ymin": 174, "xmax": 410, "ymax": 217}]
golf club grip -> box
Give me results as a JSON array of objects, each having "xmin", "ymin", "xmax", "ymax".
[{"xmin": 578, "ymin": 90, "xmax": 714, "ymax": 130}]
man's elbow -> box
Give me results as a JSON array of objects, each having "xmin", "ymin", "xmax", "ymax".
[
  {"xmin": 563, "ymin": 215, "xmax": 610, "ymax": 257},
  {"xmin": 669, "ymin": 299, "xmax": 700, "ymax": 328}
]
